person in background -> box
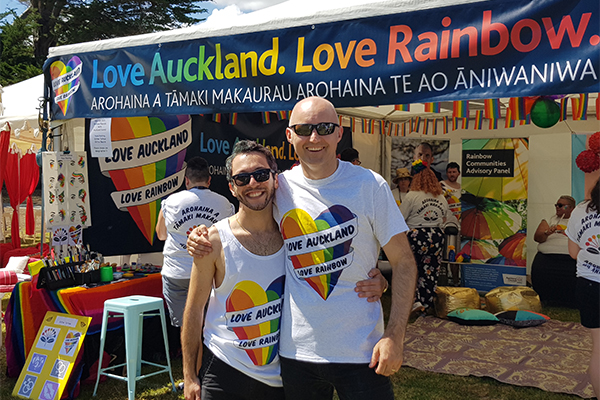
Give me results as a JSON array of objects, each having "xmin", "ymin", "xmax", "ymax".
[
  {"xmin": 440, "ymin": 162, "xmax": 462, "ymax": 285},
  {"xmin": 156, "ymin": 157, "xmax": 235, "ymax": 331},
  {"xmin": 400, "ymin": 159, "xmax": 456, "ymax": 315},
  {"xmin": 566, "ymin": 178, "xmax": 600, "ymax": 399},
  {"xmin": 440, "ymin": 162, "xmax": 461, "ymax": 219},
  {"xmin": 339, "ymin": 147, "xmax": 361, "ymax": 165},
  {"xmin": 413, "ymin": 142, "xmax": 442, "ymax": 181},
  {"xmin": 391, "ymin": 167, "xmax": 411, "ymax": 207},
  {"xmin": 531, "ymin": 195, "xmax": 577, "ymax": 308}
]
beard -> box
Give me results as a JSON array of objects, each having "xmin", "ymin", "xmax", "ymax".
[{"xmin": 236, "ymin": 185, "xmax": 276, "ymax": 211}]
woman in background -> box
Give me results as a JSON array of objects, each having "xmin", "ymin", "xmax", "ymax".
[
  {"xmin": 400, "ymin": 160, "xmax": 456, "ymax": 314},
  {"xmin": 531, "ymin": 195, "xmax": 576, "ymax": 307},
  {"xmin": 566, "ymin": 178, "xmax": 600, "ymax": 398}
]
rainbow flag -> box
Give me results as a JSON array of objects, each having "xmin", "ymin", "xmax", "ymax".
[
  {"xmin": 484, "ymin": 99, "xmax": 501, "ymax": 120},
  {"xmin": 402, "ymin": 122, "xmax": 407, "ymax": 136},
  {"xmin": 509, "ymin": 97, "xmax": 526, "ymax": 120},
  {"xmin": 415, "ymin": 116, "xmax": 421, "ymax": 133},
  {"xmin": 349, "ymin": 117, "xmax": 355, "ymax": 132},
  {"xmin": 212, "ymin": 113, "xmax": 221, "ymax": 123},
  {"xmin": 423, "ymin": 119, "xmax": 429, "ymax": 135},
  {"xmin": 461, "ymin": 117, "xmax": 469, "ymax": 129},
  {"xmin": 474, "ymin": 110, "xmax": 483, "ymax": 130},
  {"xmin": 453, "ymin": 100, "xmax": 469, "ymax": 118},
  {"xmin": 338, "ymin": 115, "xmax": 343, "ymax": 127},
  {"xmin": 560, "ymin": 98, "xmax": 569, "ymax": 121},
  {"xmin": 452, "ymin": 117, "xmax": 459, "ymax": 131},
  {"xmin": 262, "ymin": 112, "xmax": 271, "ymax": 124},
  {"xmin": 505, "ymin": 108, "xmax": 515, "ymax": 128},
  {"xmin": 393, "ymin": 123, "xmax": 399, "ymax": 136},
  {"xmin": 278, "ymin": 110, "xmax": 288, "ymax": 120},
  {"xmin": 443, "ymin": 116, "xmax": 449, "ymax": 134},
  {"xmin": 361, "ymin": 118, "xmax": 368, "ymax": 133},
  {"xmin": 230, "ymin": 113, "xmax": 238, "ymax": 125},
  {"xmin": 488, "ymin": 117, "xmax": 499, "ymax": 130},
  {"xmin": 394, "ymin": 104, "xmax": 410, "ymax": 111},
  {"xmin": 572, "ymin": 94, "xmax": 588, "ymax": 120},
  {"xmin": 519, "ymin": 115, "xmax": 531, "ymax": 125},
  {"xmin": 424, "ymin": 102, "xmax": 441, "ymax": 113},
  {"xmin": 370, "ymin": 119, "xmax": 376, "ymax": 134}
]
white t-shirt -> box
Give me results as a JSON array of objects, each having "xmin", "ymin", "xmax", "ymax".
[
  {"xmin": 273, "ymin": 161, "xmax": 408, "ymax": 363},
  {"xmin": 203, "ymin": 219, "xmax": 286, "ymax": 387},
  {"xmin": 565, "ymin": 202, "xmax": 600, "ymax": 283},
  {"xmin": 537, "ymin": 214, "xmax": 570, "ymax": 255},
  {"xmin": 440, "ymin": 181, "xmax": 461, "ymax": 219},
  {"xmin": 161, "ymin": 187, "xmax": 234, "ymax": 279},
  {"xmin": 399, "ymin": 190, "xmax": 452, "ymax": 229}
]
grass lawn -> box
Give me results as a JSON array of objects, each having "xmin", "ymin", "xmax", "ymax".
[{"xmin": 1, "ymin": 293, "xmax": 585, "ymax": 400}]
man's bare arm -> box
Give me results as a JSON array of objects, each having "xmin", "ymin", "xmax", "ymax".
[
  {"xmin": 156, "ymin": 209, "xmax": 167, "ymax": 241},
  {"xmin": 182, "ymin": 227, "xmax": 221, "ymax": 400},
  {"xmin": 369, "ymin": 232, "xmax": 417, "ymax": 376}
]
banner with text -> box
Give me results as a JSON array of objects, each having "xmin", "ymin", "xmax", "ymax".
[{"xmin": 46, "ymin": 0, "xmax": 599, "ymax": 119}]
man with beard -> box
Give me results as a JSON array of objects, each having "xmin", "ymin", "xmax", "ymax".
[{"xmin": 182, "ymin": 141, "xmax": 286, "ymax": 400}]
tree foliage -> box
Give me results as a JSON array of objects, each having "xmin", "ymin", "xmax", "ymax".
[
  {"xmin": 2, "ymin": 0, "xmax": 209, "ymax": 81},
  {"xmin": 0, "ymin": 10, "xmax": 43, "ymax": 86}
]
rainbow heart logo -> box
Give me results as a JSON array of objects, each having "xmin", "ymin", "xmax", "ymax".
[
  {"xmin": 50, "ymin": 56, "xmax": 83, "ymax": 116},
  {"xmin": 281, "ymin": 205, "xmax": 357, "ymax": 300},
  {"xmin": 98, "ymin": 116, "xmax": 192, "ymax": 244},
  {"xmin": 226, "ymin": 276, "xmax": 284, "ymax": 366}
]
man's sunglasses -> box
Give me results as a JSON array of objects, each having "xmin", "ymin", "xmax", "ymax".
[
  {"xmin": 231, "ymin": 168, "xmax": 275, "ymax": 186},
  {"xmin": 555, "ymin": 203, "xmax": 569, "ymax": 209},
  {"xmin": 290, "ymin": 123, "xmax": 339, "ymax": 136}
]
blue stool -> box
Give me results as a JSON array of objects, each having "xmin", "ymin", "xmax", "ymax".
[{"xmin": 93, "ymin": 295, "xmax": 176, "ymax": 400}]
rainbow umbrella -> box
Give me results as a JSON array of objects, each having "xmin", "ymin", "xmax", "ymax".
[
  {"xmin": 485, "ymin": 256, "xmax": 519, "ymax": 266},
  {"xmin": 460, "ymin": 239, "xmax": 499, "ymax": 261},
  {"xmin": 498, "ymin": 231, "xmax": 527, "ymax": 266},
  {"xmin": 461, "ymin": 193, "xmax": 521, "ymax": 240},
  {"xmin": 462, "ymin": 138, "xmax": 528, "ymax": 201}
]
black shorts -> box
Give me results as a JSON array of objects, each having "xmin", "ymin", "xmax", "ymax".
[
  {"xmin": 200, "ymin": 346, "xmax": 284, "ymax": 400},
  {"xmin": 577, "ymin": 277, "xmax": 600, "ymax": 329}
]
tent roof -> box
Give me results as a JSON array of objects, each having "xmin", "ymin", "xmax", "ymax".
[
  {"xmin": 49, "ymin": 0, "xmax": 485, "ymax": 57},
  {"xmin": 0, "ymin": 74, "xmax": 43, "ymax": 122}
]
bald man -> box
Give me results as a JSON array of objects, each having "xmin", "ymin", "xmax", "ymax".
[{"xmin": 273, "ymin": 97, "xmax": 416, "ymax": 400}]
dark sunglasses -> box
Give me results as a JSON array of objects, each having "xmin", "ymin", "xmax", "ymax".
[
  {"xmin": 231, "ymin": 168, "xmax": 275, "ymax": 186},
  {"xmin": 290, "ymin": 123, "xmax": 339, "ymax": 136},
  {"xmin": 555, "ymin": 203, "xmax": 569, "ymax": 208}
]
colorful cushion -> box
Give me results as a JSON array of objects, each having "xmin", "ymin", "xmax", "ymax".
[
  {"xmin": 447, "ymin": 308, "xmax": 499, "ymax": 326},
  {"xmin": 495, "ymin": 310, "xmax": 550, "ymax": 328},
  {"xmin": 0, "ymin": 270, "xmax": 18, "ymax": 286}
]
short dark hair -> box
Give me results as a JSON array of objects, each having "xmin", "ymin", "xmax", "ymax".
[
  {"xmin": 185, "ymin": 157, "xmax": 210, "ymax": 183},
  {"xmin": 226, "ymin": 140, "xmax": 278, "ymax": 181},
  {"xmin": 340, "ymin": 148, "xmax": 359, "ymax": 162},
  {"xmin": 446, "ymin": 162, "xmax": 460, "ymax": 173}
]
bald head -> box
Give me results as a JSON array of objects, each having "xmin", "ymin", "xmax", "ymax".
[{"xmin": 289, "ymin": 97, "xmax": 339, "ymax": 126}]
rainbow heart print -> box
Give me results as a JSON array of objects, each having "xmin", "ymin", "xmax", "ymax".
[
  {"xmin": 281, "ymin": 205, "xmax": 357, "ymax": 300},
  {"xmin": 226, "ymin": 276, "xmax": 285, "ymax": 366},
  {"xmin": 50, "ymin": 56, "xmax": 82, "ymax": 116},
  {"xmin": 98, "ymin": 115, "xmax": 192, "ymax": 244}
]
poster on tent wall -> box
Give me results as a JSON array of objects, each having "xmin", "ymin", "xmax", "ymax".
[
  {"xmin": 460, "ymin": 138, "xmax": 528, "ymax": 292},
  {"xmin": 41, "ymin": 152, "xmax": 90, "ymax": 247},
  {"xmin": 45, "ymin": 0, "xmax": 599, "ymax": 120},
  {"xmin": 83, "ymin": 114, "xmax": 352, "ymax": 256}
]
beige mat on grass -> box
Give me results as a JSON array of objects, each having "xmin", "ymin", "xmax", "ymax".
[{"xmin": 403, "ymin": 316, "xmax": 594, "ymax": 398}]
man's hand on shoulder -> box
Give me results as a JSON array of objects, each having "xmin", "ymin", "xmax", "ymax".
[{"xmin": 187, "ymin": 225, "xmax": 213, "ymax": 257}]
